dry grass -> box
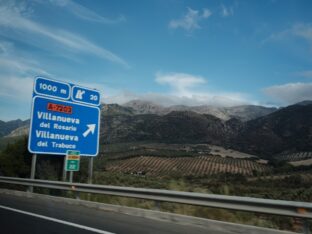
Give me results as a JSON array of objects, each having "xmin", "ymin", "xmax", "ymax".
[{"xmin": 208, "ymin": 145, "xmax": 257, "ymax": 159}]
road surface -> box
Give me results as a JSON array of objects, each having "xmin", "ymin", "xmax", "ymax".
[{"xmin": 0, "ymin": 192, "xmax": 225, "ymax": 234}]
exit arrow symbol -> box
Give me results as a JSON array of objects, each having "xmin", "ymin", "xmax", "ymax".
[{"xmin": 83, "ymin": 124, "xmax": 96, "ymax": 137}]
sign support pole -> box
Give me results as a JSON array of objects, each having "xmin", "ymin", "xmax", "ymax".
[
  {"xmin": 69, "ymin": 171, "xmax": 74, "ymax": 183},
  {"xmin": 88, "ymin": 157, "xmax": 94, "ymax": 184},
  {"xmin": 29, "ymin": 154, "xmax": 37, "ymax": 192},
  {"xmin": 62, "ymin": 156, "xmax": 67, "ymax": 181}
]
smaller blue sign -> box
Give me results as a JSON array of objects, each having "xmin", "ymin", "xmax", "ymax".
[
  {"xmin": 72, "ymin": 86, "xmax": 100, "ymax": 106},
  {"xmin": 35, "ymin": 77, "xmax": 70, "ymax": 100}
]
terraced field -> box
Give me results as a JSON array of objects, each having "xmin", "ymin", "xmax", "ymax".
[
  {"xmin": 105, "ymin": 155, "xmax": 270, "ymax": 177},
  {"xmin": 275, "ymin": 152, "xmax": 312, "ymax": 162}
]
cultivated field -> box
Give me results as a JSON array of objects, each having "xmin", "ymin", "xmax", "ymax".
[
  {"xmin": 105, "ymin": 155, "xmax": 270, "ymax": 177},
  {"xmin": 100, "ymin": 143, "xmax": 259, "ymax": 160},
  {"xmin": 274, "ymin": 152, "xmax": 312, "ymax": 162},
  {"xmin": 290, "ymin": 158, "xmax": 312, "ymax": 166}
]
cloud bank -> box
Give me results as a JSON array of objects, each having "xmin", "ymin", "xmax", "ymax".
[
  {"xmin": 264, "ymin": 82, "xmax": 312, "ymax": 105},
  {"xmin": 266, "ymin": 23, "xmax": 312, "ymax": 50},
  {"xmin": 104, "ymin": 72, "xmax": 252, "ymax": 107},
  {"xmin": 155, "ymin": 72, "xmax": 206, "ymax": 97}
]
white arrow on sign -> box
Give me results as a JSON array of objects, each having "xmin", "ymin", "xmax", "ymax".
[{"xmin": 83, "ymin": 124, "xmax": 96, "ymax": 137}]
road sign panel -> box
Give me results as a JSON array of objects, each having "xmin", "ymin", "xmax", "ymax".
[
  {"xmin": 65, "ymin": 150, "xmax": 80, "ymax": 171},
  {"xmin": 72, "ymin": 85, "xmax": 100, "ymax": 106},
  {"xmin": 34, "ymin": 77, "xmax": 71, "ymax": 100},
  {"xmin": 28, "ymin": 77, "xmax": 100, "ymax": 156}
]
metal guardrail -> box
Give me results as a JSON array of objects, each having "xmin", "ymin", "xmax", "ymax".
[
  {"xmin": 0, "ymin": 176, "xmax": 311, "ymax": 218},
  {"xmin": 0, "ymin": 176, "xmax": 311, "ymax": 233}
]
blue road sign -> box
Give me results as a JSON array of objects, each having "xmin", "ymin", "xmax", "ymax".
[
  {"xmin": 34, "ymin": 77, "xmax": 71, "ymax": 100},
  {"xmin": 72, "ymin": 85, "xmax": 100, "ymax": 106},
  {"xmin": 28, "ymin": 77, "xmax": 100, "ymax": 156}
]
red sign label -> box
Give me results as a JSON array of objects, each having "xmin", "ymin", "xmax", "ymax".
[{"xmin": 47, "ymin": 103, "xmax": 73, "ymax": 114}]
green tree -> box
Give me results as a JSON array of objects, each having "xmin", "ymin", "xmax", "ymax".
[{"xmin": 0, "ymin": 136, "xmax": 32, "ymax": 177}]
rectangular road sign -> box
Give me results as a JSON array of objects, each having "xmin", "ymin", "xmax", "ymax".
[
  {"xmin": 28, "ymin": 77, "xmax": 100, "ymax": 156},
  {"xmin": 65, "ymin": 150, "xmax": 80, "ymax": 171}
]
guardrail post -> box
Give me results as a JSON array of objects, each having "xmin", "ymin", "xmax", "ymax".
[
  {"xmin": 62, "ymin": 155, "xmax": 67, "ymax": 182},
  {"xmin": 88, "ymin": 157, "xmax": 94, "ymax": 184},
  {"xmin": 28, "ymin": 154, "xmax": 37, "ymax": 193},
  {"xmin": 75, "ymin": 191, "xmax": 80, "ymax": 200},
  {"xmin": 303, "ymin": 219, "xmax": 311, "ymax": 234},
  {"xmin": 87, "ymin": 157, "xmax": 94, "ymax": 200},
  {"xmin": 154, "ymin": 200, "xmax": 161, "ymax": 211}
]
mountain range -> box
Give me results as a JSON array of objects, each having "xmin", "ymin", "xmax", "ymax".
[
  {"xmin": 123, "ymin": 100, "xmax": 277, "ymax": 121},
  {"xmin": 1, "ymin": 100, "xmax": 311, "ymax": 158},
  {"xmin": 0, "ymin": 119, "xmax": 29, "ymax": 138}
]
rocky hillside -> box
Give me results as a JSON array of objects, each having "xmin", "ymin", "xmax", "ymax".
[
  {"xmin": 0, "ymin": 119, "xmax": 29, "ymax": 138},
  {"xmin": 101, "ymin": 102, "xmax": 312, "ymax": 157},
  {"xmin": 101, "ymin": 111, "xmax": 232, "ymax": 145},
  {"xmin": 231, "ymin": 103, "xmax": 312, "ymax": 156}
]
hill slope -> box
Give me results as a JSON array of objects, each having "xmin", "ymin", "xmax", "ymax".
[
  {"xmin": 231, "ymin": 103, "xmax": 312, "ymax": 156},
  {"xmin": 0, "ymin": 119, "xmax": 29, "ymax": 138},
  {"xmin": 100, "ymin": 111, "xmax": 232, "ymax": 145}
]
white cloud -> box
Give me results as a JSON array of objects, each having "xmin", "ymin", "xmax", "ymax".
[
  {"xmin": 0, "ymin": 40, "xmax": 13, "ymax": 55},
  {"xmin": 0, "ymin": 1, "xmax": 128, "ymax": 67},
  {"xmin": 263, "ymin": 82, "xmax": 312, "ymax": 105},
  {"xmin": 48, "ymin": 0, "xmax": 126, "ymax": 24},
  {"xmin": 266, "ymin": 23, "xmax": 312, "ymax": 49},
  {"xmin": 154, "ymin": 72, "xmax": 251, "ymax": 106},
  {"xmin": 0, "ymin": 40, "xmax": 51, "ymax": 76},
  {"xmin": 104, "ymin": 72, "xmax": 252, "ymax": 107},
  {"xmin": 0, "ymin": 74, "xmax": 36, "ymax": 121},
  {"xmin": 155, "ymin": 72, "xmax": 206, "ymax": 97},
  {"xmin": 169, "ymin": 7, "xmax": 212, "ymax": 32},
  {"xmin": 0, "ymin": 76, "xmax": 33, "ymax": 101},
  {"xmin": 220, "ymin": 4, "xmax": 233, "ymax": 17},
  {"xmin": 291, "ymin": 24, "xmax": 312, "ymax": 43},
  {"xmin": 0, "ymin": 57, "xmax": 50, "ymax": 76},
  {"xmin": 104, "ymin": 91, "xmax": 251, "ymax": 107},
  {"xmin": 202, "ymin": 8, "xmax": 212, "ymax": 18}
]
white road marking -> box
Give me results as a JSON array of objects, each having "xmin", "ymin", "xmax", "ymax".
[{"xmin": 0, "ymin": 205, "xmax": 115, "ymax": 234}]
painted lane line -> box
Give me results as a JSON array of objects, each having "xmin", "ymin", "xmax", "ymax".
[{"xmin": 0, "ymin": 205, "xmax": 115, "ymax": 234}]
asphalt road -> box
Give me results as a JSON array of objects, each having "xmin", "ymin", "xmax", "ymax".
[{"xmin": 0, "ymin": 192, "xmax": 227, "ymax": 234}]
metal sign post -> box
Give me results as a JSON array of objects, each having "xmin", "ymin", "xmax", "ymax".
[
  {"xmin": 62, "ymin": 156, "xmax": 67, "ymax": 181},
  {"xmin": 30, "ymin": 154, "xmax": 37, "ymax": 179},
  {"xmin": 88, "ymin": 157, "xmax": 94, "ymax": 184},
  {"xmin": 29, "ymin": 154, "xmax": 37, "ymax": 192},
  {"xmin": 69, "ymin": 171, "xmax": 74, "ymax": 183}
]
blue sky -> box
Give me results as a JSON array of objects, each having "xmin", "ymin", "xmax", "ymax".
[{"xmin": 0, "ymin": 0, "xmax": 312, "ymax": 120}]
